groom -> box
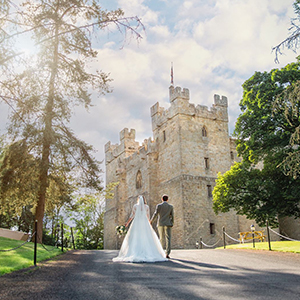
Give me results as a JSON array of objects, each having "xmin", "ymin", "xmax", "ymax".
[{"xmin": 150, "ymin": 194, "xmax": 174, "ymax": 259}]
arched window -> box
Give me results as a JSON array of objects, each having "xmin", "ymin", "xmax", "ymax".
[
  {"xmin": 202, "ymin": 126, "xmax": 207, "ymax": 137},
  {"xmin": 136, "ymin": 170, "xmax": 142, "ymax": 189}
]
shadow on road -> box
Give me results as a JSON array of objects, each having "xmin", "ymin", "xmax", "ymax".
[{"xmin": 1, "ymin": 250, "xmax": 300, "ymax": 300}]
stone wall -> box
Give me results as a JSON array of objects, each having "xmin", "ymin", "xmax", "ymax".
[
  {"xmin": 104, "ymin": 85, "xmax": 274, "ymax": 250},
  {"xmin": 0, "ymin": 228, "xmax": 29, "ymax": 241}
]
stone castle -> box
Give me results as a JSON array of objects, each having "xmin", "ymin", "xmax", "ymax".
[{"xmin": 103, "ymin": 85, "xmax": 263, "ymax": 250}]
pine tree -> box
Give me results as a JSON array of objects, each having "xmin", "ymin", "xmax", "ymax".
[{"xmin": 0, "ymin": 0, "xmax": 143, "ymax": 242}]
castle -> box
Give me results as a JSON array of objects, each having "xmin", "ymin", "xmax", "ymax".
[{"xmin": 103, "ymin": 85, "xmax": 264, "ymax": 249}]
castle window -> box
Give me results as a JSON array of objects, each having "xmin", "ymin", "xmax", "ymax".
[
  {"xmin": 207, "ymin": 185, "xmax": 212, "ymax": 198},
  {"xmin": 204, "ymin": 157, "xmax": 209, "ymax": 169},
  {"xmin": 163, "ymin": 130, "xmax": 166, "ymax": 142},
  {"xmin": 136, "ymin": 170, "xmax": 142, "ymax": 189},
  {"xmin": 202, "ymin": 126, "xmax": 207, "ymax": 137},
  {"xmin": 230, "ymin": 151, "xmax": 234, "ymax": 160},
  {"xmin": 210, "ymin": 223, "xmax": 215, "ymax": 235}
]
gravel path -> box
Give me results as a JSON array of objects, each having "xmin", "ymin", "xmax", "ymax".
[{"xmin": 0, "ymin": 249, "xmax": 299, "ymax": 300}]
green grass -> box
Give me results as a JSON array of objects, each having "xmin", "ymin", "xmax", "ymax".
[
  {"xmin": 0, "ymin": 236, "xmax": 65, "ymax": 276},
  {"xmin": 221, "ymin": 240, "xmax": 300, "ymax": 253}
]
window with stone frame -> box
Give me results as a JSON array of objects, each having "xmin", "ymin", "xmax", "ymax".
[
  {"xmin": 230, "ymin": 151, "xmax": 234, "ymax": 160},
  {"xmin": 202, "ymin": 126, "xmax": 207, "ymax": 137},
  {"xmin": 207, "ymin": 185, "xmax": 212, "ymax": 198},
  {"xmin": 136, "ymin": 170, "xmax": 142, "ymax": 189},
  {"xmin": 210, "ymin": 223, "xmax": 215, "ymax": 235},
  {"xmin": 204, "ymin": 157, "xmax": 209, "ymax": 169},
  {"xmin": 163, "ymin": 130, "xmax": 166, "ymax": 142}
]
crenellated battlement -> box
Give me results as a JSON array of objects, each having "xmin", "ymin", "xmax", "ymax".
[
  {"xmin": 150, "ymin": 102, "xmax": 165, "ymax": 117},
  {"xmin": 106, "ymin": 87, "xmax": 229, "ymax": 164},
  {"xmin": 169, "ymin": 86, "xmax": 190, "ymax": 102},
  {"xmin": 151, "ymin": 86, "xmax": 228, "ymax": 131},
  {"xmin": 214, "ymin": 94, "xmax": 228, "ymax": 107},
  {"xmin": 105, "ymin": 128, "xmax": 157, "ymax": 165},
  {"xmin": 120, "ymin": 128, "xmax": 136, "ymax": 140}
]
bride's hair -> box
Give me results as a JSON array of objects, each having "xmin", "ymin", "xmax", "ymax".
[{"xmin": 137, "ymin": 195, "xmax": 147, "ymax": 205}]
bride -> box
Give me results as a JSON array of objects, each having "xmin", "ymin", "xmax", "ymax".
[{"xmin": 113, "ymin": 195, "xmax": 168, "ymax": 263}]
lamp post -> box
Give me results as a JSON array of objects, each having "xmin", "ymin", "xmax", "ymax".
[{"xmin": 250, "ymin": 224, "xmax": 255, "ymax": 248}]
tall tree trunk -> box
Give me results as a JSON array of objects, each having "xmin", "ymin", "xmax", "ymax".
[{"xmin": 34, "ymin": 19, "xmax": 59, "ymax": 243}]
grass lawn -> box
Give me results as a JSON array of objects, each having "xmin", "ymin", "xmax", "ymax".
[
  {"xmin": 222, "ymin": 240, "xmax": 300, "ymax": 253},
  {"xmin": 0, "ymin": 236, "xmax": 65, "ymax": 276}
]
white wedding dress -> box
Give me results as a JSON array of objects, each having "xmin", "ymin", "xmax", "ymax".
[{"xmin": 113, "ymin": 196, "xmax": 168, "ymax": 263}]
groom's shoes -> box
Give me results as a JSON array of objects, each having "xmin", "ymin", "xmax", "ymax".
[{"xmin": 166, "ymin": 255, "xmax": 170, "ymax": 259}]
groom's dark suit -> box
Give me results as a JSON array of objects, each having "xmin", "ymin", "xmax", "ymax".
[{"xmin": 151, "ymin": 200, "xmax": 174, "ymax": 257}]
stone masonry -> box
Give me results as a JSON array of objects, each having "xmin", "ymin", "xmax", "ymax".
[{"xmin": 104, "ymin": 86, "xmax": 272, "ymax": 250}]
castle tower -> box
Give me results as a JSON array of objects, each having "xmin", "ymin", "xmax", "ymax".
[
  {"xmin": 149, "ymin": 86, "xmax": 240, "ymax": 248},
  {"xmin": 104, "ymin": 86, "xmax": 245, "ymax": 249}
]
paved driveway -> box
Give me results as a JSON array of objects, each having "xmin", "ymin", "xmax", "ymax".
[{"xmin": 0, "ymin": 249, "xmax": 299, "ymax": 300}]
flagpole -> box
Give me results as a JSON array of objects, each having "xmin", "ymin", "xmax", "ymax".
[{"xmin": 171, "ymin": 62, "xmax": 174, "ymax": 86}]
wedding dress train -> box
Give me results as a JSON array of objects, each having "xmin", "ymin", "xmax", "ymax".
[{"xmin": 113, "ymin": 196, "xmax": 167, "ymax": 263}]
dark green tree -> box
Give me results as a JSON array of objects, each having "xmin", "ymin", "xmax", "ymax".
[
  {"xmin": 213, "ymin": 159, "xmax": 300, "ymax": 227},
  {"xmin": 273, "ymin": 81, "xmax": 300, "ymax": 178},
  {"xmin": 234, "ymin": 59, "xmax": 300, "ymax": 163},
  {"xmin": 213, "ymin": 59, "xmax": 300, "ymax": 226},
  {"xmin": 0, "ymin": 0, "xmax": 143, "ymax": 242}
]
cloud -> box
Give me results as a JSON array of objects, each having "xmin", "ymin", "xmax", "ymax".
[
  {"xmin": 0, "ymin": 0, "xmax": 298, "ymax": 173},
  {"xmin": 149, "ymin": 25, "xmax": 170, "ymax": 40},
  {"xmin": 117, "ymin": 0, "xmax": 159, "ymax": 25}
]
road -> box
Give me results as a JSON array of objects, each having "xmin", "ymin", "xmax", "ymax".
[{"xmin": 0, "ymin": 249, "xmax": 299, "ymax": 300}]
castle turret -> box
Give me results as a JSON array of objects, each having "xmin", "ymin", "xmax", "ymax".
[
  {"xmin": 213, "ymin": 94, "xmax": 228, "ymax": 122},
  {"xmin": 104, "ymin": 85, "xmax": 245, "ymax": 250},
  {"xmin": 169, "ymin": 85, "xmax": 190, "ymax": 102}
]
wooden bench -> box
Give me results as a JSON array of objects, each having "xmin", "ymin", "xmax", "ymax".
[{"xmin": 238, "ymin": 230, "xmax": 266, "ymax": 243}]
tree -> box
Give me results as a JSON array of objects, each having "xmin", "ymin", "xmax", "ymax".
[
  {"xmin": 273, "ymin": 81, "xmax": 300, "ymax": 178},
  {"xmin": 0, "ymin": 0, "xmax": 143, "ymax": 242},
  {"xmin": 67, "ymin": 182, "xmax": 117, "ymax": 249},
  {"xmin": 213, "ymin": 59, "xmax": 300, "ymax": 225},
  {"xmin": 273, "ymin": 1, "xmax": 300, "ymax": 63},
  {"xmin": 0, "ymin": 141, "xmax": 38, "ymax": 230},
  {"xmin": 69, "ymin": 193, "xmax": 105, "ymax": 249},
  {"xmin": 0, "ymin": 139, "xmax": 75, "ymax": 232},
  {"xmin": 213, "ymin": 159, "xmax": 300, "ymax": 227},
  {"xmin": 0, "ymin": 0, "xmax": 15, "ymax": 64},
  {"xmin": 234, "ymin": 59, "xmax": 300, "ymax": 163}
]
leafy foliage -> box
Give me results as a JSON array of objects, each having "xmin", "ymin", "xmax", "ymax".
[
  {"xmin": 273, "ymin": 81, "xmax": 300, "ymax": 178},
  {"xmin": 213, "ymin": 160, "xmax": 300, "ymax": 227},
  {"xmin": 213, "ymin": 59, "xmax": 300, "ymax": 226},
  {"xmin": 69, "ymin": 193, "xmax": 105, "ymax": 250},
  {"xmin": 234, "ymin": 59, "xmax": 300, "ymax": 164},
  {"xmin": 0, "ymin": 141, "xmax": 37, "ymax": 231}
]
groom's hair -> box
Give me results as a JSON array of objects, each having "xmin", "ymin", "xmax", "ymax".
[{"xmin": 162, "ymin": 195, "xmax": 168, "ymax": 201}]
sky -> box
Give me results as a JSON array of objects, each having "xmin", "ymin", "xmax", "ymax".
[{"xmin": 0, "ymin": 0, "xmax": 298, "ymax": 179}]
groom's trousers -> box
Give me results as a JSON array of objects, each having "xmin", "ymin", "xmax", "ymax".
[{"xmin": 158, "ymin": 226, "xmax": 172, "ymax": 256}]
